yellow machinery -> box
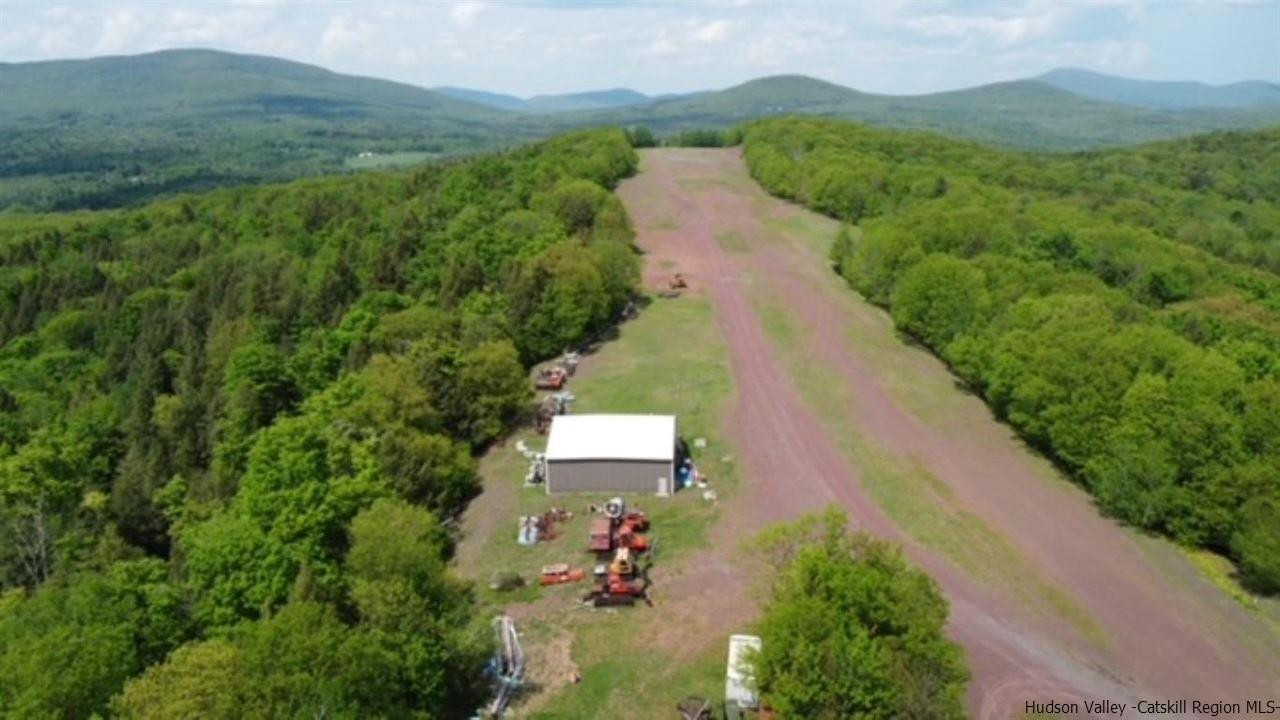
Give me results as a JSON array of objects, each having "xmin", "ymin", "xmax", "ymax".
[{"xmin": 609, "ymin": 547, "xmax": 635, "ymax": 576}]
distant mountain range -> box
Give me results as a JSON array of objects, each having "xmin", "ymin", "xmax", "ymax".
[
  {"xmin": 434, "ymin": 68, "xmax": 1280, "ymax": 150},
  {"xmin": 1037, "ymin": 68, "xmax": 1280, "ymax": 110},
  {"xmin": 434, "ymin": 86, "xmax": 660, "ymax": 114},
  {"xmin": 527, "ymin": 73, "xmax": 1280, "ymax": 151},
  {"xmin": 2, "ymin": 49, "xmax": 1278, "ymax": 210},
  {"xmin": 437, "ymin": 66, "xmax": 1280, "ymax": 116}
]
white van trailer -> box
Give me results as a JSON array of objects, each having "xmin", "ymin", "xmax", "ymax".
[{"xmin": 725, "ymin": 634, "xmax": 762, "ymax": 720}]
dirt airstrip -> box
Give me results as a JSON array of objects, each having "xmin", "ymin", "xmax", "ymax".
[{"xmin": 616, "ymin": 148, "xmax": 1280, "ymax": 719}]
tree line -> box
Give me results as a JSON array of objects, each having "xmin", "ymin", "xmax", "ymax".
[
  {"xmin": 745, "ymin": 117, "xmax": 1280, "ymax": 593},
  {"xmin": 625, "ymin": 125, "xmax": 743, "ymax": 149},
  {"xmin": 0, "ymin": 128, "xmax": 641, "ymax": 717}
]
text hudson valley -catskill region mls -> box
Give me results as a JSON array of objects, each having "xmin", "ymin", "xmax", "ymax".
[{"xmin": 1026, "ymin": 698, "xmax": 1280, "ymax": 717}]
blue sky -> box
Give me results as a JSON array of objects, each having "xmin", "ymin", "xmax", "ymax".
[{"xmin": 1, "ymin": 1, "xmax": 1276, "ymax": 95}]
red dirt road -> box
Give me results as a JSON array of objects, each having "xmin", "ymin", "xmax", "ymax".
[{"xmin": 618, "ymin": 149, "xmax": 1280, "ymax": 718}]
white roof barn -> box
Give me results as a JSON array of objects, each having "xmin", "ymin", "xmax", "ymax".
[
  {"xmin": 544, "ymin": 414, "xmax": 677, "ymax": 494},
  {"xmin": 545, "ymin": 414, "xmax": 676, "ymax": 462}
]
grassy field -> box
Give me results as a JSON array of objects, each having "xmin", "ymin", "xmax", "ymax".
[
  {"xmin": 758, "ymin": 210, "xmax": 1011, "ymax": 433},
  {"xmin": 1174, "ymin": 548, "xmax": 1280, "ymax": 635},
  {"xmin": 343, "ymin": 151, "xmax": 440, "ymax": 170},
  {"xmin": 750, "ymin": 293, "xmax": 1108, "ymax": 647},
  {"xmin": 697, "ymin": 169, "xmax": 1107, "ymax": 641},
  {"xmin": 456, "ymin": 293, "xmax": 743, "ymax": 719}
]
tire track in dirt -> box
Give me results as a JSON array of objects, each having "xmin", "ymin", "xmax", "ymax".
[{"xmin": 618, "ymin": 148, "xmax": 1280, "ymax": 718}]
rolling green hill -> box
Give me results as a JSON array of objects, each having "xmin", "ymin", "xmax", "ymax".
[
  {"xmin": 0, "ymin": 48, "xmax": 510, "ymax": 121},
  {"xmin": 0, "ymin": 49, "xmax": 531, "ymax": 211},
  {"xmin": 549, "ymin": 74, "xmax": 1280, "ymax": 150},
  {"xmin": 1038, "ymin": 68, "xmax": 1280, "ymax": 110},
  {"xmin": 4, "ymin": 49, "xmax": 1279, "ymax": 211}
]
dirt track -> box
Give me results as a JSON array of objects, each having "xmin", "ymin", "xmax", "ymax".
[{"xmin": 617, "ymin": 148, "xmax": 1280, "ymax": 718}]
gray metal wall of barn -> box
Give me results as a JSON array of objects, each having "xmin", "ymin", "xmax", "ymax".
[{"xmin": 546, "ymin": 458, "xmax": 673, "ymax": 494}]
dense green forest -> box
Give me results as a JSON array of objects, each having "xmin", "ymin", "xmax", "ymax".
[
  {"xmin": 745, "ymin": 117, "xmax": 1280, "ymax": 592},
  {"xmin": 0, "ymin": 128, "xmax": 640, "ymax": 717},
  {"xmin": 0, "ymin": 49, "xmax": 530, "ymax": 212}
]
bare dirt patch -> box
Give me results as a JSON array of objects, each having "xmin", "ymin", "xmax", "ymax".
[{"xmin": 507, "ymin": 631, "xmax": 578, "ymax": 718}]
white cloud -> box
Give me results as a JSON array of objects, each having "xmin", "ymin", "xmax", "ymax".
[
  {"xmin": 160, "ymin": 10, "xmax": 223, "ymax": 44},
  {"xmin": 692, "ymin": 19, "xmax": 733, "ymax": 44},
  {"xmin": 1065, "ymin": 39, "xmax": 1150, "ymax": 70},
  {"xmin": 42, "ymin": 5, "xmax": 82, "ymax": 23},
  {"xmin": 493, "ymin": 26, "xmax": 526, "ymax": 51},
  {"xmin": 154, "ymin": 8, "xmax": 277, "ymax": 46},
  {"xmin": 320, "ymin": 14, "xmax": 373, "ymax": 58},
  {"xmin": 906, "ymin": 11, "xmax": 1058, "ymax": 46},
  {"xmin": 96, "ymin": 9, "xmax": 144, "ymax": 53},
  {"xmin": 646, "ymin": 32, "xmax": 678, "ymax": 57},
  {"xmin": 37, "ymin": 25, "xmax": 78, "ymax": 55},
  {"xmin": 451, "ymin": 1, "xmax": 485, "ymax": 29},
  {"xmin": 0, "ymin": 26, "xmax": 25, "ymax": 51}
]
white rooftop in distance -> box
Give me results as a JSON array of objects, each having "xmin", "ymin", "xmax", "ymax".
[{"xmin": 545, "ymin": 414, "xmax": 676, "ymax": 462}]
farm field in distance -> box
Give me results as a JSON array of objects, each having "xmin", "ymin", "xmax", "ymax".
[{"xmin": 343, "ymin": 151, "xmax": 442, "ymax": 170}]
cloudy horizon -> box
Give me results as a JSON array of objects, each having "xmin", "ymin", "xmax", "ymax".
[{"xmin": 1, "ymin": 1, "xmax": 1276, "ymax": 97}]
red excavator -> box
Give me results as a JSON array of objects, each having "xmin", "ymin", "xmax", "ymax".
[{"xmin": 584, "ymin": 571, "xmax": 648, "ymax": 607}]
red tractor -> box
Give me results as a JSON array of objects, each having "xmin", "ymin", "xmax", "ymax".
[
  {"xmin": 620, "ymin": 511, "xmax": 649, "ymax": 533},
  {"xmin": 535, "ymin": 366, "xmax": 567, "ymax": 390},
  {"xmin": 584, "ymin": 573, "xmax": 648, "ymax": 607},
  {"xmin": 586, "ymin": 511, "xmax": 650, "ymax": 553}
]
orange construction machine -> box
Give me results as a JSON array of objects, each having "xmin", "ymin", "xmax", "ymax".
[
  {"xmin": 586, "ymin": 503, "xmax": 650, "ymax": 554},
  {"xmin": 584, "ymin": 571, "xmax": 647, "ymax": 607},
  {"xmin": 539, "ymin": 564, "xmax": 586, "ymax": 586},
  {"xmin": 583, "ymin": 498, "xmax": 653, "ymax": 607}
]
